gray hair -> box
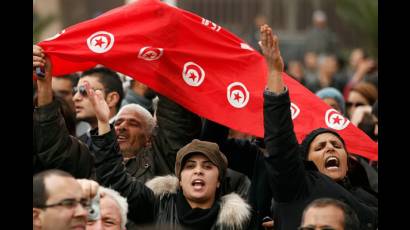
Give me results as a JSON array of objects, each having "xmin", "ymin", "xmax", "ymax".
[
  {"xmin": 116, "ymin": 103, "xmax": 156, "ymax": 136},
  {"xmin": 99, "ymin": 186, "xmax": 128, "ymax": 230}
]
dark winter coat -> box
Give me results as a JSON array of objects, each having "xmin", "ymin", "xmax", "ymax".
[
  {"xmin": 90, "ymin": 94, "xmax": 202, "ymax": 183},
  {"xmin": 200, "ymin": 119, "xmax": 273, "ymax": 229},
  {"xmin": 33, "ymin": 100, "xmax": 94, "ymax": 178},
  {"xmin": 91, "ymin": 128, "xmax": 252, "ymax": 229},
  {"xmin": 121, "ymin": 95, "xmax": 202, "ymax": 182},
  {"xmin": 263, "ymin": 89, "xmax": 377, "ymax": 230}
]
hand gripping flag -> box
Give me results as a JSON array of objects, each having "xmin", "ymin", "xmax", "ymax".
[{"xmin": 38, "ymin": 0, "xmax": 377, "ymax": 160}]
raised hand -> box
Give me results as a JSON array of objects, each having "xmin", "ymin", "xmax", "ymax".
[
  {"xmin": 259, "ymin": 24, "xmax": 285, "ymax": 94},
  {"xmin": 259, "ymin": 24, "xmax": 284, "ymax": 73},
  {"xmin": 34, "ymin": 45, "xmax": 53, "ymax": 106},
  {"xmin": 33, "ymin": 45, "xmax": 52, "ymax": 80},
  {"xmin": 76, "ymin": 179, "xmax": 100, "ymax": 200},
  {"xmin": 83, "ymin": 81, "xmax": 111, "ymax": 135},
  {"xmin": 33, "ymin": 45, "xmax": 46, "ymax": 69}
]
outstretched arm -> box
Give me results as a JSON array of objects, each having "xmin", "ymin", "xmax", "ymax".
[
  {"xmin": 259, "ymin": 25, "xmax": 285, "ymax": 94},
  {"xmin": 91, "ymin": 125, "xmax": 156, "ymax": 224},
  {"xmin": 33, "ymin": 45, "xmax": 53, "ymax": 106},
  {"xmin": 85, "ymin": 86, "xmax": 156, "ymax": 223},
  {"xmin": 33, "ymin": 45, "xmax": 94, "ymax": 178},
  {"xmin": 83, "ymin": 81, "xmax": 111, "ymax": 135},
  {"xmin": 260, "ymin": 25, "xmax": 308, "ymax": 202}
]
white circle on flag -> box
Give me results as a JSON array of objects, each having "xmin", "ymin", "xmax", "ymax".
[
  {"xmin": 290, "ymin": 103, "xmax": 300, "ymax": 120},
  {"xmin": 182, "ymin": 62, "xmax": 205, "ymax": 87},
  {"xmin": 87, "ymin": 31, "xmax": 115, "ymax": 53},
  {"xmin": 44, "ymin": 29, "xmax": 66, "ymax": 41},
  {"xmin": 325, "ymin": 108, "xmax": 350, "ymax": 130},
  {"xmin": 138, "ymin": 46, "xmax": 164, "ymax": 61},
  {"xmin": 227, "ymin": 82, "xmax": 250, "ymax": 108}
]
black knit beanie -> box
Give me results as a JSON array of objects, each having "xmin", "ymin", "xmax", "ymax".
[{"xmin": 300, "ymin": 128, "xmax": 346, "ymax": 160}]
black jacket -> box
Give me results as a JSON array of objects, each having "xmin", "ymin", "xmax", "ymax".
[
  {"xmin": 120, "ymin": 95, "xmax": 202, "ymax": 183},
  {"xmin": 83, "ymin": 95, "xmax": 202, "ymax": 183},
  {"xmin": 200, "ymin": 119, "xmax": 273, "ymax": 229},
  {"xmin": 91, "ymin": 128, "xmax": 252, "ymax": 229},
  {"xmin": 263, "ymin": 89, "xmax": 377, "ymax": 230},
  {"xmin": 33, "ymin": 100, "xmax": 94, "ymax": 178}
]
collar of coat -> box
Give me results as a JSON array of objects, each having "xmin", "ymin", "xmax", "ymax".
[{"xmin": 145, "ymin": 175, "xmax": 252, "ymax": 229}]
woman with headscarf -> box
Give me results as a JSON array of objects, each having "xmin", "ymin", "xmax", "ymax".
[{"xmin": 259, "ymin": 24, "xmax": 377, "ymax": 230}]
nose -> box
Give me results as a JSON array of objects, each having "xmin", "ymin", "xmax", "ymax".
[
  {"xmin": 72, "ymin": 90, "xmax": 83, "ymax": 101},
  {"xmin": 116, "ymin": 121, "xmax": 127, "ymax": 131},
  {"xmin": 324, "ymin": 142, "xmax": 336, "ymax": 152},
  {"xmin": 73, "ymin": 202, "xmax": 89, "ymax": 218},
  {"xmin": 193, "ymin": 165, "xmax": 203, "ymax": 175}
]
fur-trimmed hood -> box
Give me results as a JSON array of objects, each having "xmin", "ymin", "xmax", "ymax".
[{"xmin": 145, "ymin": 175, "xmax": 252, "ymax": 229}]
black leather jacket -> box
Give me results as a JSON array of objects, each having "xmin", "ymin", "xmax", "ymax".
[{"xmin": 33, "ymin": 100, "xmax": 94, "ymax": 178}]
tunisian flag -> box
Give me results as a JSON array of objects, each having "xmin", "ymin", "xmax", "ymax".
[{"xmin": 38, "ymin": 0, "xmax": 377, "ymax": 160}]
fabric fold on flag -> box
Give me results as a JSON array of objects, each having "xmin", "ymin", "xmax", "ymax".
[{"xmin": 38, "ymin": 0, "xmax": 377, "ymax": 160}]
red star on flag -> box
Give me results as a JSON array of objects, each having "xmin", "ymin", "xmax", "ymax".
[
  {"xmin": 233, "ymin": 92, "xmax": 242, "ymax": 102},
  {"xmin": 94, "ymin": 37, "xmax": 105, "ymax": 47},
  {"xmin": 333, "ymin": 116, "xmax": 342, "ymax": 124},
  {"xmin": 37, "ymin": 0, "xmax": 378, "ymax": 161},
  {"xmin": 188, "ymin": 73, "xmax": 197, "ymax": 81}
]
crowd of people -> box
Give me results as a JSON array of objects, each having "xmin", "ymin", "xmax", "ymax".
[{"xmin": 33, "ymin": 9, "xmax": 378, "ymax": 230}]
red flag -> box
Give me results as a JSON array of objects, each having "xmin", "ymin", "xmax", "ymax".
[
  {"xmin": 38, "ymin": 0, "xmax": 377, "ymax": 161},
  {"xmin": 284, "ymin": 76, "xmax": 377, "ymax": 161}
]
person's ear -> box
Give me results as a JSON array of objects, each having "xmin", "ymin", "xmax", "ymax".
[
  {"xmin": 144, "ymin": 135, "xmax": 152, "ymax": 148},
  {"xmin": 33, "ymin": 208, "xmax": 43, "ymax": 229},
  {"xmin": 217, "ymin": 181, "xmax": 220, "ymax": 189},
  {"xmin": 106, "ymin": 92, "xmax": 120, "ymax": 109}
]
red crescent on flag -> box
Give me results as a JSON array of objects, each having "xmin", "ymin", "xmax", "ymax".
[
  {"xmin": 227, "ymin": 82, "xmax": 249, "ymax": 108},
  {"xmin": 87, "ymin": 31, "xmax": 114, "ymax": 53},
  {"xmin": 138, "ymin": 46, "xmax": 164, "ymax": 61},
  {"xmin": 182, "ymin": 62, "xmax": 205, "ymax": 87},
  {"xmin": 325, "ymin": 109, "xmax": 350, "ymax": 130}
]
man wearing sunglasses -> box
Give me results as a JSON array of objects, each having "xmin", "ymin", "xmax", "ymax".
[
  {"xmin": 33, "ymin": 169, "xmax": 99, "ymax": 230},
  {"xmin": 298, "ymin": 198, "xmax": 360, "ymax": 230},
  {"xmin": 73, "ymin": 67, "xmax": 124, "ymax": 146},
  {"xmin": 33, "ymin": 44, "xmax": 202, "ymax": 184}
]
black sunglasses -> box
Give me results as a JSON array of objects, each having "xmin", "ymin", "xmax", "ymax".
[
  {"xmin": 37, "ymin": 198, "xmax": 91, "ymax": 210},
  {"xmin": 72, "ymin": 85, "xmax": 105, "ymax": 97}
]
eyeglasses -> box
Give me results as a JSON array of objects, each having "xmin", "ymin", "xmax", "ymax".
[
  {"xmin": 346, "ymin": 101, "xmax": 366, "ymax": 108},
  {"xmin": 72, "ymin": 85, "xmax": 105, "ymax": 97},
  {"xmin": 38, "ymin": 198, "xmax": 91, "ymax": 210},
  {"xmin": 297, "ymin": 227, "xmax": 336, "ymax": 230}
]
